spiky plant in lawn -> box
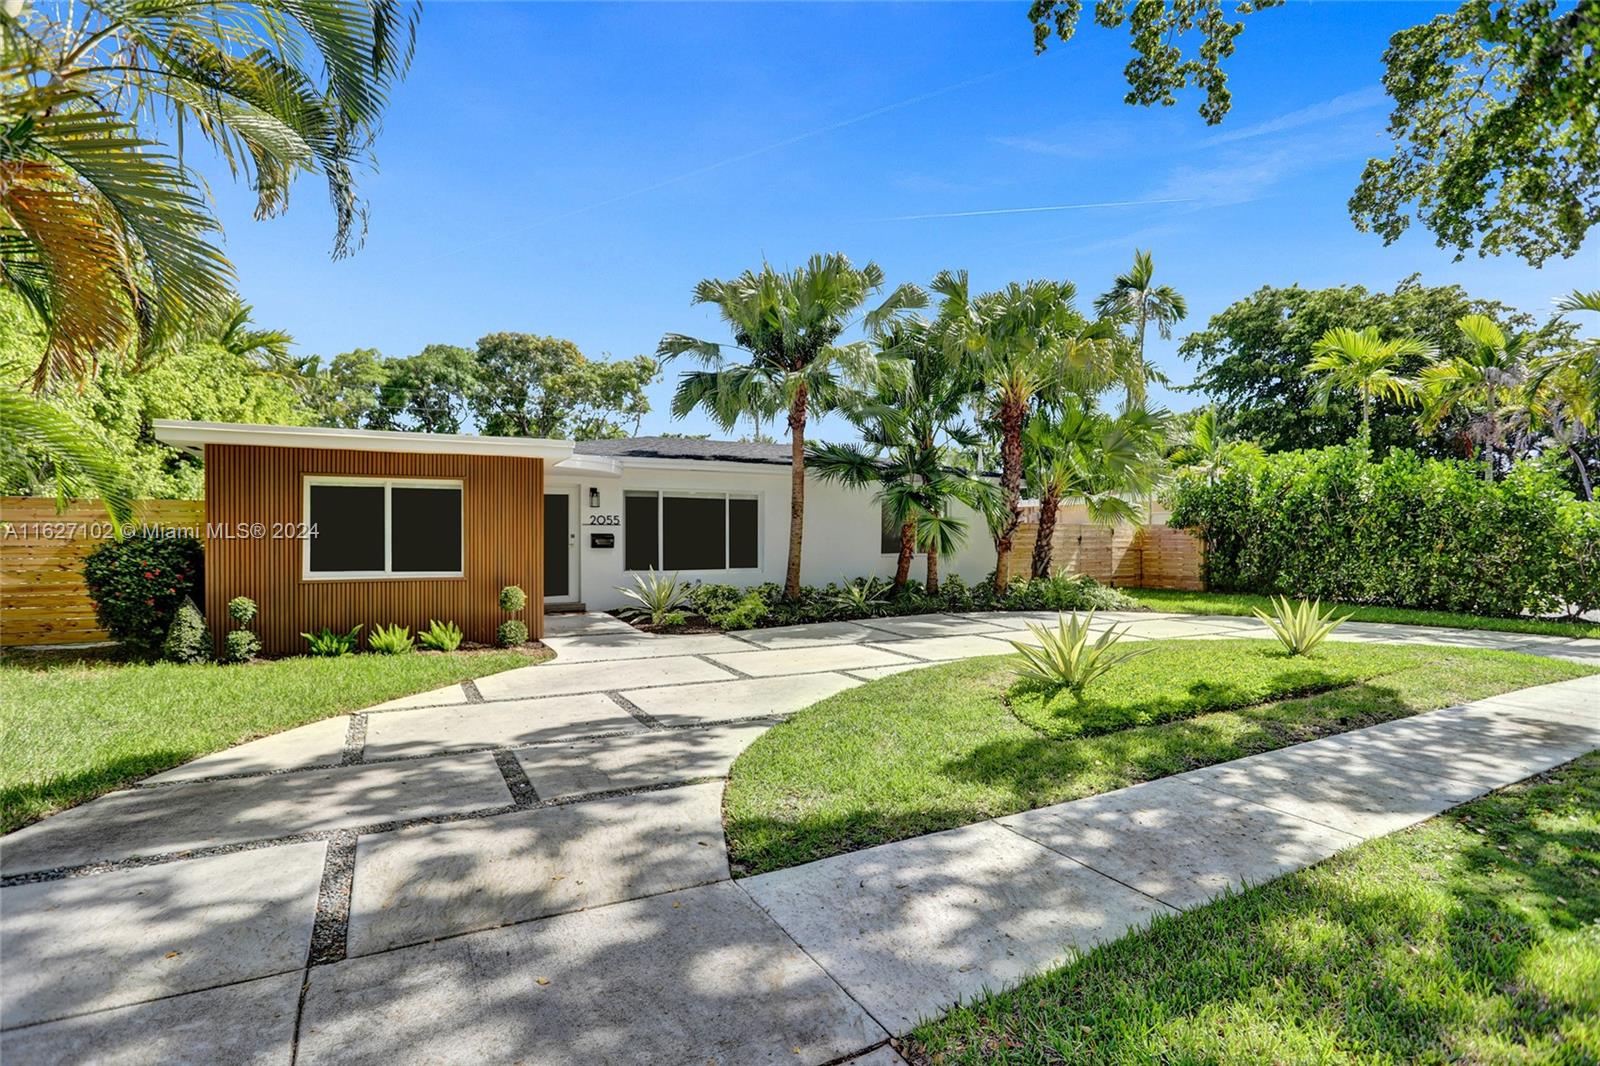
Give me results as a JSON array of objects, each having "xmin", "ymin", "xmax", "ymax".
[
  {"xmin": 1252, "ymin": 596, "xmax": 1352, "ymax": 656},
  {"xmin": 1009, "ymin": 612, "xmax": 1148, "ymax": 696}
]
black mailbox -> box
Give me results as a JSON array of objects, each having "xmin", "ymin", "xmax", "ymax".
[{"xmin": 590, "ymin": 533, "xmax": 615, "ymax": 549}]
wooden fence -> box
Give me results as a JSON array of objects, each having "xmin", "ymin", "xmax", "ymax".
[
  {"xmin": 1, "ymin": 497, "xmax": 204, "ymax": 647},
  {"xmin": 1007, "ymin": 503, "xmax": 1204, "ymax": 591}
]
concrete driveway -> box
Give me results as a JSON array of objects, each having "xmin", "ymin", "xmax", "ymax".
[{"xmin": 3, "ymin": 611, "xmax": 1597, "ymax": 1064}]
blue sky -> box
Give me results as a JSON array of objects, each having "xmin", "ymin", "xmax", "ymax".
[{"xmin": 201, "ymin": 1, "xmax": 1599, "ymax": 440}]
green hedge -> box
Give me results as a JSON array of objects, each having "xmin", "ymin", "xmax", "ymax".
[{"xmin": 1166, "ymin": 446, "xmax": 1599, "ymax": 618}]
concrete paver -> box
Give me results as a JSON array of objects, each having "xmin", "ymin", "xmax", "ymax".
[
  {"xmin": 998, "ymin": 777, "xmax": 1359, "ymax": 910},
  {"xmin": 473, "ymin": 653, "xmax": 733, "ymax": 699},
  {"xmin": 363, "ymin": 685, "xmax": 469, "ymax": 712},
  {"xmin": 619, "ymin": 672, "xmax": 858, "ymax": 725},
  {"xmin": 847, "ymin": 662, "xmax": 927, "ymax": 680},
  {"xmin": 541, "ymin": 631, "xmax": 753, "ymax": 664},
  {"xmin": 513, "ymin": 719, "xmax": 775, "ymax": 799},
  {"xmin": 1, "ymin": 754, "xmax": 512, "ymax": 874},
  {"xmin": 706, "ymin": 643, "xmax": 920, "ymax": 678},
  {"xmin": 855, "ymin": 613, "xmax": 1010, "ymax": 639},
  {"xmin": 724, "ymin": 620, "xmax": 883, "ymax": 649},
  {"xmin": 298, "ymin": 881, "xmax": 888, "ymax": 1066},
  {"xmin": 0, "ymin": 972, "xmax": 302, "ymax": 1066},
  {"xmin": 361, "ymin": 692, "xmax": 642, "ymax": 759},
  {"xmin": 881, "ymin": 633, "xmax": 1017, "ymax": 662},
  {"xmin": 347, "ymin": 783, "xmax": 729, "ymax": 955},
  {"xmin": 1, "ymin": 843, "xmax": 324, "ymax": 1027},
  {"xmin": 144, "ymin": 715, "xmax": 350, "ymax": 783},
  {"xmin": 742, "ymin": 821, "xmax": 1171, "ymax": 1035}
]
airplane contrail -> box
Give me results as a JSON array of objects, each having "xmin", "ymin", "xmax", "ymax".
[{"xmin": 877, "ymin": 197, "xmax": 1195, "ymax": 222}]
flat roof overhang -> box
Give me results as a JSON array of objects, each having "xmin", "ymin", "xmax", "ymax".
[{"xmin": 153, "ymin": 420, "xmax": 576, "ymax": 462}]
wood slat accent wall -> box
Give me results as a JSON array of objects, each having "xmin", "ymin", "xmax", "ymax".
[
  {"xmin": 1007, "ymin": 503, "xmax": 1204, "ymax": 591},
  {"xmin": 203, "ymin": 445, "xmax": 543, "ymax": 654},
  {"xmin": 2, "ymin": 497, "xmax": 205, "ymax": 646}
]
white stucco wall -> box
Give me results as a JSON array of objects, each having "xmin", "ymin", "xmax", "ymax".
[{"xmin": 547, "ymin": 458, "xmax": 994, "ymax": 611}]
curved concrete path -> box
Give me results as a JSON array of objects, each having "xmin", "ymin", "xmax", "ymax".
[{"xmin": 2, "ymin": 612, "xmax": 1596, "ymax": 1064}]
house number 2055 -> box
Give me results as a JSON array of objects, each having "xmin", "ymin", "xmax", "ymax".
[{"xmin": 585, "ymin": 514, "xmax": 620, "ymax": 526}]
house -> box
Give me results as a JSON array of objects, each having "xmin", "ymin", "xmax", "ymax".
[{"xmin": 153, "ymin": 422, "xmax": 993, "ymax": 653}]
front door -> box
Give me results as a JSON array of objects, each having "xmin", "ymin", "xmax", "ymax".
[{"xmin": 543, "ymin": 488, "xmax": 578, "ymax": 603}]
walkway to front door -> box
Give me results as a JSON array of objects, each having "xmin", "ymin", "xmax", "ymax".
[{"xmin": 2, "ymin": 612, "xmax": 1596, "ymax": 1064}]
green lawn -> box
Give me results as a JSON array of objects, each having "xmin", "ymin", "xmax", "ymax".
[
  {"xmin": 723, "ymin": 642, "xmax": 1593, "ymax": 876},
  {"xmin": 1125, "ymin": 587, "xmax": 1600, "ymax": 640},
  {"xmin": 1009, "ymin": 639, "xmax": 1431, "ymax": 738},
  {"xmin": 0, "ymin": 647, "xmax": 550, "ymax": 833},
  {"xmin": 907, "ymin": 752, "xmax": 1600, "ymax": 1065}
]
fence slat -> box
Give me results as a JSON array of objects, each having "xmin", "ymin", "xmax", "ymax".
[
  {"xmin": 1006, "ymin": 504, "xmax": 1204, "ymax": 591},
  {"xmin": 1, "ymin": 497, "xmax": 204, "ymax": 646}
]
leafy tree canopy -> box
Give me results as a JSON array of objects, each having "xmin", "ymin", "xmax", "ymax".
[
  {"xmin": 1179, "ymin": 275, "xmax": 1569, "ymax": 454},
  {"xmin": 470, "ymin": 333, "xmax": 658, "ymax": 440},
  {"xmin": 1028, "ymin": 0, "xmax": 1600, "ymax": 265}
]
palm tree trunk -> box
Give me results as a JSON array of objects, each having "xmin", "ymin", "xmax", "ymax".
[
  {"xmin": 893, "ymin": 521, "xmax": 915, "ymax": 591},
  {"xmin": 1031, "ymin": 484, "xmax": 1061, "ymax": 578},
  {"xmin": 785, "ymin": 383, "xmax": 808, "ymax": 600},
  {"xmin": 1571, "ymin": 443, "xmax": 1595, "ymax": 501},
  {"xmin": 926, "ymin": 541, "xmax": 940, "ymax": 594},
  {"xmin": 993, "ymin": 399, "xmax": 1025, "ymax": 591}
]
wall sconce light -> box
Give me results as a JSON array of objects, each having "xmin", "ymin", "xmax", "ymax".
[{"xmin": 588, "ymin": 487, "xmax": 600, "ymax": 509}]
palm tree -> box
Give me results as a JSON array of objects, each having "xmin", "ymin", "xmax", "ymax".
[
  {"xmin": 1306, "ymin": 326, "xmax": 1431, "ymax": 446},
  {"xmin": 932, "ymin": 271, "xmax": 1124, "ymax": 590},
  {"xmin": 1418, "ymin": 315, "xmax": 1535, "ymax": 479},
  {"xmin": 1168, "ymin": 407, "xmax": 1264, "ymax": 483},
  {"xmin": 2, "ymin": 0, "xmax": 418, "ymax": 389},
  {"xmin": 1023, "ymin": 401, "xmax": 1167, "ymax": 577},
  {"xmin": 659, "ymin": 254, "xmax": 926, "ymax": 599},
  {"xmin": 1, "ymin": 375, "xmax": 134, "ymax": 531},
  {"xmin": 209, "ymin": 299, "xmax": 296, "ymax": 366},
  {"xmin": 1093, "ymin": 249, "xmax": 1187, "ymax": 401},
  {"xmin": 807, "ymin": 319, "xmax": 991, "ymax": 593},
  {"xmin": 1524, "ymin": 291, "xmax": 1600, "ymax": 500}
]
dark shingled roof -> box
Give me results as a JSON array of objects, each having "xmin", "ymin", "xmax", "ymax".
[{"xmin": 573, "ymin": 435, "xmax": 790, "ymax": 466}]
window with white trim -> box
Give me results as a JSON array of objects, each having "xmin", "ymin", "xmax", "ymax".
[
  {"xmin": 303, "ymin": 477, "xmax": 464, "ymax": 579},
  {"xmin": 624, "ymin": 490, "xmax": 758, "ymax": 572}
]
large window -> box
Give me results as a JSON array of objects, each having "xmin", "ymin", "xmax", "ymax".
[
  {"xmin": 304, "ymin": 477, "xmax": 463, "ymax": 579},
  {"xmin": 624, "ymin": 491, "xmax": 758, "ymax": 572}
]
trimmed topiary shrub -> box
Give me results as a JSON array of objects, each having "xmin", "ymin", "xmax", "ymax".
[
  {"xmin": 497, "ymin": 619, "xmax": 530, "ymax": 647},
  {"xmin": 223, "ymin": 628, "xmax": 262, "ymax": 664},
  {"xmin": 83, "ymin": 531, "xmax": 204, "ymax": 658},
  {"xmin": 1167, "ymin": 445, "xmax": 1598, "ymax": 617},
  {"xmin": 498, "ymin": 585, "xmax": 527, "ymax": 612},
  {"xmin": 161, "ymin": 596, "xmax": 213, "ymax": 664},
  {"xmin": 227, "ymin": 596, "xmax": 258, "ymax": 626}
]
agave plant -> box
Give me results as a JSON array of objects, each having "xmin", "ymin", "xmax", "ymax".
[
  {"xmin": 1252, "ymin": 596, "xmax": 1352, "ymax": 656},
  {"xmin": 615, "ymin": 570, "xmax": 692, "ymax": 625},
  {"xmin": 1009, "ymin": 611, "xmax": 1148, "ymax": 696},
  {"xmin": 829, "ymin": 577, "xmax": 890, "ymax": 618}
]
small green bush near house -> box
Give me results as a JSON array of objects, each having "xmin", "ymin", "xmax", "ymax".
[
  {"xmin": 497, "ymin": 619, "xmax": 529, "ymax": 647},
  {"xmin": 417, "ymin": 619, "xmax": 464, "ymax": 652},
  {"xmin": 226, "ymin": 596, "xmax": 258, "ymax": 626},
  {"xmin": 303, "ymin": 625, "xmax": 362, "ymax": 657},
  {"xmin": 1168, "ymin": 445, "xmax": 1599, "ymax": 617},
  {"xmin": 368, "ymin": 623, "xmax": 414, "ymax": 655},
  {"xmin": 160, "ymin": 596, "xmax": 212, "ymax": 664},
  {"xmin": 498, "ymin": 585, "xmax": 527, "ymax": 612},
  {"xmin": 222, "ymin": 629, "xmax": 261, "ymax": 664},
  {"xmin": 82, "ymin": 531, "xmax": 204, "ymax": 658}
]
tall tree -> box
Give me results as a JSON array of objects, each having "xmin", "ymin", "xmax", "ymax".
[
  {"xmin": 1, "ymin": 0, "xmax": 418, "ymax": 388},
  {"xmin": 371, "ymin": 344, "xmax": 478, "ymax": 434},
  {"xmin": 807, "ymin": 319, "xmax": 990, "ymax": 593},
  {"xmin": 1094, "ymin": 249, "xmax": 1188, "ymax": 400},
  {"xmin": 1027, "ymin": 0, "xmax": 1600, "ymax": 266},
  {"xmin": 661, "ymin": 254, "xmax": 925, "ymax": 599},
  {"xmin": 1023, "ymin": 400, "xmax": 1167, "ymax": 578},
  {"xmin": 1167, "ymin": 406, "xmax": 1264, "ymax": 483},
  {"xmin": 1306, "ymin": 327, "xmax": 1431, "ymax": 446},
  {"xmin": 471, "ymin": 334, "xmax": 658, "ymax": 440},
  {"xmin": 1418, "ymin": 314, "xmax": 1536, "ymax": 478},
  {"xmin": 932, "ymin": 271, "xmax": 1121, "ymax": 590},
  {"xmin": 1181, "ymin": 276, "xmax": 1561, "ymax": 454}
]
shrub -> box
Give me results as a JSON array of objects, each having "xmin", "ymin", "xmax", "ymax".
[
  {"xmin": 498, "ymin": 585, "xmax": 527, "ymax": 612},
  {"xmin": 706, "ymin": 590, "xmax": 768, "ymax": 630},
  {"xmin": 1000, "ymin": 573, "xmax": 1136, "ymax": 612},
  {"xmin": 830, "ymin": 577, "xmax": 890, "ymax": 617},
  {"xmin": 497, "ymin": 619, "xmax": 530, "ymax": 647},
  {"xmin": 82, "ymin": 531, "xmax": 204, "ymax": 658},
  {"xmin": 1008, "ymin": 612, "xmax": 1147, "ymax": 696},
  {"xmin": 417, "ymin": 619, "xmax": 464, "ymax": 652},
  {"xmin": 1168, "ymin": 445, "xmax": 1597, "ymax": 617},
  {"xmin": 226, "ymin": 596, "xmax": 258, "ymax": 626},
  {"xmin": 222, "ymin": 628, "xmax": 262, "ymax": 663},
  {"xmin": 160, "ymin": 596, "xmax": 213, "ymax": 664},
  {"xmin": 615, "ymin": 570, "xmax": 692, "ymax": 625},
  {"xmin": 303, "ymin": 625, "xmax": 362, "ymax": 656},
  {"xmin": 368, "ymin": 623, "xmax": 415, "ymax": 655},
  {"xmin": 688, "ymin": 582, "xmax": 745, "ymax": 619},
  {"xmin": 1252, "ymin": 596, "xmax": 1350, "ymax": 656}
]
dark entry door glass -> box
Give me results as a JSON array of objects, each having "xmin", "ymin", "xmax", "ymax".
[{"xmin": 544, "ymin": 492, "xmax": 569, "ymax": 597}]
